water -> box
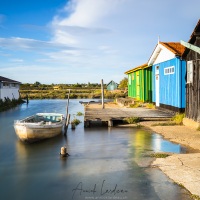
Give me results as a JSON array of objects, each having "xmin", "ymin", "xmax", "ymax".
[{"xmin": 0, "ymin": 100, "xmax": 191, "ymax": 200}]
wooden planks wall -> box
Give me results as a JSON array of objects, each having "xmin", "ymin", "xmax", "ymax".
[
  {"xmin": 185, "ymin": 36, "xmax": 200, "ymax": 121},
  {"xmin": 186, "ymin": 60, "xmax": 200, "ymax": 121}
]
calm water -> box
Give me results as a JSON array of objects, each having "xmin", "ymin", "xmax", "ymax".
[{"xmin": 0, "ymin": 100, "xmax": 191, "ymax": 200}]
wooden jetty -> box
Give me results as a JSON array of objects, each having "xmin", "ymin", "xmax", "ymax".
[{"xmin": 83, "ymin": 102, "xmax": 173, "ymax": 127}]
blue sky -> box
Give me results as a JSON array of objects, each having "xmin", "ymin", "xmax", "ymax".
[{"xmin": 0, "ymin": 0, "xmax": 199, "ymax": 84}]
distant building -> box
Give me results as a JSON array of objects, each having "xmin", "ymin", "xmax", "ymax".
[
  {"xmin": 125, "ymin": 63, "xmax": 152, "ymax": 102},
  {"xmin": 107, "ymin": 80, "xmax": 118, "ymax": 91},
  {"xmin": 148, "ymin": 42, "xmax": 186, "ymax": 112},
  {"xmin": 53, "ymin": 86, "xmax": 61, "ymax": 90},
  {"xmin": 0, "ymin": 76, "xmax": 21, "ymax": 100}
]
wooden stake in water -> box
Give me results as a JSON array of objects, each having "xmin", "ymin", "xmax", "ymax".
[
  {"xmin": 64, "ymin": 89, "xmax": 71, "ymax": 134},
  {"xmin": 60, "ymin": 146, "xmax": 70, "ymax": 157},
  {"xmin": 101, "ymin": 79, "xmax": 104, "ymax": 109}
]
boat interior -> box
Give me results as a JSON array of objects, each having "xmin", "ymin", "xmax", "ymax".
[{"xmin": 23, "ymin": 114, "xmax": 63, "ymax": 123}]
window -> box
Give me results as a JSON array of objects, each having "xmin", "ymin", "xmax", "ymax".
[
  {"xmin": 3, "ymin": 83, "xmax": 9, "ymax": 87},
  {"xmin": 164, "ymin": 66, "xmax": 175, "ymax": 75},
  {"xmin": 11, "ymin": 83, "xmax": 16, "ymax": 87},
  {"xmin": 187, "ymin": 61, "xmax": 193, "ymax": 84},
  {"xmin": 128, "ymin": 74, "xmax": 131, "ymax": 85}
]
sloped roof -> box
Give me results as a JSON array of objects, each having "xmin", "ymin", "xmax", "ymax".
[
  {"xmin": 107, "ymin": 80, "xmax": 118, "ymax": 86},
  {"xmin": 182, "ymin": 19, "xmax": 200, "ymax": 57},
  {"xmin": 124, "ymin": 63, "xmax": 148, "ymax": 74},
  {"xmin": 0, "ymin": 76, "xmax": 21, "ymax": 84},
  {"xmin": 159, "ymin": 42, "xmax": 185, "ymax": 56},
  {"xmin": 148, "ymin": 42, "xmax": 185, "ymax": 66}
]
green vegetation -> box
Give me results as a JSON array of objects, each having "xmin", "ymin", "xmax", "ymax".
[
  {"xmin": 191, "ymin": 194, "xmax": 200, "ymax": 200},
  {"xmin": 151, "ymin": 122, "xmax": 177, "ymax": 126},
  {"xmin": 123, "ymin": 117, "xmax": 141, "ymax": 125},
  {"xmin": 19, "ymin": 79, "xmax": 128, "ymax": 100},
  {"xmin": 118, "ymin": 77, "xmax": 128, "ymax": 90},
  {"xmin": 76, "ymin": 112, "xmax": 84, "ymax": 116},
  {"xmin": 0, "ymin": 97, "xmax": 24, "ymax": 112},
  {"xmin": 177, "ymin": 183, "xmax": 200, "ymax": 200},
  {"xmin": 150, "ymin": 153, "xmax": 170, "ymax": 158},
  {"xmin": 71, "ymin": 118, "xmax": 81, "ymax": 125},
  {"xmin": 129, "ymin": 102, "xmax": 140, "ymax": 108},
  {"xmin": 171, "ymin": 113, "xmax": 185, "ymax": 125},
  {"xmin": 145, "ymin": 103, "xmax": 155, "ymax": 109}
]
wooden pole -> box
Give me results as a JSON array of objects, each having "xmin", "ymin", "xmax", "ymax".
[
  {"xmin": 101, "ymin": 79, "xmax": 104, "ymax": 109},
  {"xmin": 66, "ymin": 89, "xmax": 70, "ymax": 117},
  {"xmin": 64, "ymin": 89, "xmax": 71, "ymax": 134}
]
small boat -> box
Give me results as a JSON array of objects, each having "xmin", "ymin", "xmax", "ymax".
[{"xmin": 14, "ymin": 113, "xmax": 65, "ymax": 143}]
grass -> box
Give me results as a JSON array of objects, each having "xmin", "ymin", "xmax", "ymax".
[
  {"xmin": 151, "ymin": 122, "xmax": 177, "ymax": 126},
  {"xmin": 145, "ymin": 103, "xmax": 155, "ymax": 109},
  {"xmin": 76, "ymin": 112, "xmax": 83, "ymax": 116},
  {"xmin": 71, "ymin": 118, "xmax": 81, "ymax": 125},
  {"xmin": 129, "ymin": 102, "xmax": 140, "ymax": 108},
  {"xmin": 191, "ymin": 194, "xmax": 200, "ymax": 200},
  {"xmin": 150, "ymin": 153, "xmax": 170, "ymax": 158},
  {"xmin": 177, "ymin": 183, "xmax": 200, "ymax": 200},
  {"xmin": 171, "ymin": 113, "xmax": 185, "ymax": 125},
  {"xmin": 123, "ymin": 117, "xmax": 140, "ymax": 124}
]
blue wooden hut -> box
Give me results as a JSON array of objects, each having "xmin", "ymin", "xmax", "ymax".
[
  {"xmin": 107, "ymin": 80, "xmax": 118, "ymax": 91},
  {"xmin": 148, "ymin": 42, "xmax": 186, "ymax": 112}
]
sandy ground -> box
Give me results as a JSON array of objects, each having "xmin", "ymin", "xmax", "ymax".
[{"xmin": 140, "ymin": 121, "xmax": 200, "ymax": 198}]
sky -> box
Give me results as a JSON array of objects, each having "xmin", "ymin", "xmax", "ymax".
[{"xmin": 0, "ymin": 0, "xmax": 199, "ymax": 84}]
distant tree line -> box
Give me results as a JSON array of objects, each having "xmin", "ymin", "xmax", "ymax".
[
  {"xmin": 19, "ymin": 78, "xmax": 128, "ymax": 100},
  {"xmin": 20, "ymin": 82, "xmax": 103, "ymax": 90}
]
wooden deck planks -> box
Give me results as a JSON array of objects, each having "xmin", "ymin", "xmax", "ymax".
[{"xmin": 84, "ymin": 103, "xmax": 173, "ymax": 122}]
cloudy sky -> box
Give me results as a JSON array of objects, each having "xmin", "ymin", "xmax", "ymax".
[{"xmin": 0, "ymin": 0, "xmax": 199, "ymax": 84}]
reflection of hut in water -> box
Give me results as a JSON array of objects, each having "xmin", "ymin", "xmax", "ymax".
[{"xmin": 130, "ymin": 130, "xmax": 152, "ymax": 158}]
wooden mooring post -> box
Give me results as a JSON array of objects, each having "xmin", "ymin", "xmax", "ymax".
[
  {"xmin": 101, "ymin": 79, "xmax": 104, "ymax": 109},
  {"xmin": 64, "ymin": 89, "xmax": 71, "ymax": 134}
]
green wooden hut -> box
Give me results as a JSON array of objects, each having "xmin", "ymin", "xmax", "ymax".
[{"xmin": 125, "ymin": 63, "xmax": 152, "ymax": 102}]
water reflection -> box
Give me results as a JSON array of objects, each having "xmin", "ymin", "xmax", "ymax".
[
  {"xmin": 0, "ymin": 100, "xmax": 191, "ymax": 200},
  {"xmin": 151, "ymin": 133, "xmax": 186, "ymax": 153},
  {"xmin": 129, "ymin": 129, "xmax": 185, "ymax": 159}
]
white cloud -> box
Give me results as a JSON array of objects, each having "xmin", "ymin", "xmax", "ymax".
[
  {"xmin": 0, "ymin": 37, "xmax": 76, "ymax": 51},
  {"xmin": 1, "ymin": 0, "xmax": 200, "ymax": 84},
  {"xmin": 50, "ymin": 0, "xmax": 122, "ymax": 45}
]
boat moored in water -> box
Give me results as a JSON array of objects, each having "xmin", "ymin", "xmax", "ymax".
[{"xmin": 14, "ymin": 113, "xmax": 65, "ymax": 143}]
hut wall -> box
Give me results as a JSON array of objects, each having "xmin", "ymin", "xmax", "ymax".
[
  {"xmin": 128, "ymin": 68, "xmax": 152, "ymax": 102},
  {"xmin": 185, "ymin": 36, "xmax": 200, "ymax": 121},
  {"xmin": 152, "ymin": 57, "xmax": 186, "ymax": 112}
]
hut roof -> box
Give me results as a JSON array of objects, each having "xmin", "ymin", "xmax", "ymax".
[
  {"xmin": 159, "ymin": 42, "xmax": 185, "ymax": 56},
  {"xmin": 124, "ymin": 63, "xmax": 148, "ymax": 74},
  {"xmin": 0, "ymin": 76, "xmax": 21, "ymax": 84},
  {"xmin": 182, "ymin": 19, "xmax": 200, "ymax": 57}
]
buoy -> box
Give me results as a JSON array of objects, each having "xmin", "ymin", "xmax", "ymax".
[{"xmin": 60, "ymin": 146, "xmax": 70, "ymax": 157}]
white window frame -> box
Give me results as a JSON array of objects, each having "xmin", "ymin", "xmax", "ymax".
[
  {"xmin": 164, "ymin": 66, "xmax": 175, "ymax": 75},
  {"xmin": 187, "ymin": 61, "xmax": 193, "ymax": 84}
]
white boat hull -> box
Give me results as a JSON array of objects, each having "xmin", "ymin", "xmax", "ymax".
[{"xmin": 14, "ymin": 113, "xmax": 65, "ymax": 143}]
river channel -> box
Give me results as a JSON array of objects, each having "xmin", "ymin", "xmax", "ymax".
[{"xmin": 0, "ymin": 99, "xmax": 192, "ymax": 200}]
